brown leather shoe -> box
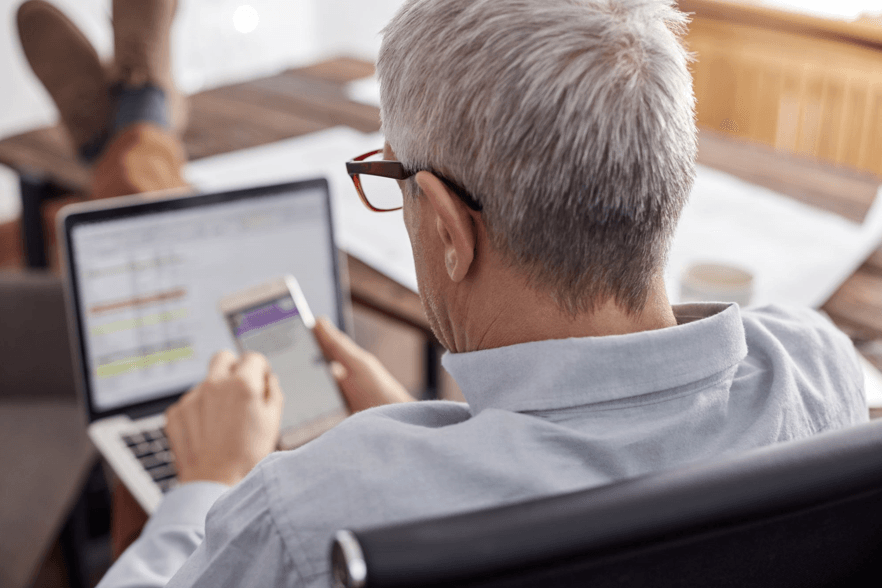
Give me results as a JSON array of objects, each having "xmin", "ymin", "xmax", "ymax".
[
  {"xmin": 111, "ymin": 0, "xmax": 187, "ymax": 133},
  {"xmin": 17, "ymin": 0, "xmax": 112, "ymax": 157}
]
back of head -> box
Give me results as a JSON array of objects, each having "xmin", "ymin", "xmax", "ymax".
[{"xmin": 378, "ymin": 0, "xmax": 697, "ymax": 314}]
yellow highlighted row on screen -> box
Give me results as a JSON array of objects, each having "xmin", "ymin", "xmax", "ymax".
[
  {"xmin": 96, "ymin": 345, "xmax": 194, "ymax": 379},
  {"xmin": 90, "ymin": 308, "xmax": 190, "ymax": 337}
]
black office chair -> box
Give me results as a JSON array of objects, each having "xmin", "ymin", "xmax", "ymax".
[{"xmin": 331, "ymin": 418, "xmax": 882, "ymax": 588}]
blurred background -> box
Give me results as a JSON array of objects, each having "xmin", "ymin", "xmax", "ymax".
[
  {"xmin": 0, "ymin": 0, "xmax": 406, "ymax": 220},
  {"xmin": 686, "ymin": 0, "xmax": 882, "ymax": 177},
  {"xmin": 2, "ymin": 0, "xmax": 881, "ymax": 219}
]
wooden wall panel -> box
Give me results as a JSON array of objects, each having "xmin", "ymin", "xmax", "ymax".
[{"xmin": 685, "ymin": 13, "xmax": 882, "ymax": 177}]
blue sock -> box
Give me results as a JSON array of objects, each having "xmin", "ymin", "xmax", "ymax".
[
  {"xmin": 112, "ymin": 84, "xmax": 169, "ymax": 135},
  {"xmin": 78, "ymin": 84, "xmax": 170, "ymax": 163}
]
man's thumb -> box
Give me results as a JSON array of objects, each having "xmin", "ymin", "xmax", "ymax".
[
  {"xmin": 314, "ymin": 317, "xmax": 364, "ymax": 367},
  {"xmin": 328, "ymin": 360, "xmax": 348, "ymax": 383}
]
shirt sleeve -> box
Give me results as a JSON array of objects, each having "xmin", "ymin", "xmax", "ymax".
[
  {"xmin": 97, "ymin": 482, "xmax": 230, "ymax": 588},
  {"xmin": 164, "ymin": 459, "xmax": 303, "ymax": 588}
]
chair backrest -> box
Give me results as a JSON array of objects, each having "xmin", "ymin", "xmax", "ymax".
[
  {"xmin": 0, "ymin": 270, "xmax": 77, "ymax": 400},
  {"xmin": 331, "ymin": 419, "xmax": 882, "ymax": 588}
]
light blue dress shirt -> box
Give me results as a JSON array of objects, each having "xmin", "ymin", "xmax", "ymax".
[{"xmin": 98, "ymin": 303, "xmax": 867, "ymax": 588}]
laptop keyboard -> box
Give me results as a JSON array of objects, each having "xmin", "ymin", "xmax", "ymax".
[{"xmin": 122, "ymin": 427, "xmax": 178, "ymax": 493}]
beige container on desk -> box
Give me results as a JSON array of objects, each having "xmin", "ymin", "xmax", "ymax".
[{"xmin": 680, "ymin": 263, "xmax": 754, "ymax": 307}]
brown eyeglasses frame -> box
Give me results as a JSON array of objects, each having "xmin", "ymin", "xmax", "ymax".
[{"xmin": 346, "ymin": 149, "xmax": 482, "ymax": 213}]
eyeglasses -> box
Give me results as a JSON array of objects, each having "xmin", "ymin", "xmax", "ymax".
[{"xmin": 346, "ymin": 149, "xmax": 482, "ymax": 213}]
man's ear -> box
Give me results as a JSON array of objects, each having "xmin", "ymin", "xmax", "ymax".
[{"xmin": 415, "ymin": 171, "xmax": 476, "ymax": 282}]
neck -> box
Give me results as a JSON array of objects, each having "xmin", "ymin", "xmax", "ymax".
[{"xmin": 449, "ymin": 271, "xmax": 677, "ymax": 353}]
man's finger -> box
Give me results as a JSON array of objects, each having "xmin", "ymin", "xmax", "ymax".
[
  {"xmin": 234, "ymin": 351, "xmax": 271, "ymax": 394},
  {"xmin": 314, "ymin": 317, "xmax": 367, "ymax": 367},
  {"xmin": 207, "ymin": 350, "xmax": 237, "ymax": 380},
  {"xmin": 164, "ymin": 403, "xmax": 195, "ymax": 467},
  {"xmin": 164, "ymin": 402, "xmax": 178, "ymax": 425},
  {"xmin": 266, "ymin": 373, "xmax": 284, "ymax": 408}
]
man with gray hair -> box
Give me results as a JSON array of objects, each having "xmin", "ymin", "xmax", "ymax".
[{"xmin": 92, "ymin": 0, "xmax": 865, "ymax": 586}]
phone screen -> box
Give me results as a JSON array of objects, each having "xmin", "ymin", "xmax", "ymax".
[{"xmin": 227, "ymin": 294, "xmax": 346, "ymax": 446}]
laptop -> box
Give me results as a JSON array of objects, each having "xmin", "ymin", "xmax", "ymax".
[{"xmin": 58, "ymin": 179, "xmax": 346, "ymax": 513}]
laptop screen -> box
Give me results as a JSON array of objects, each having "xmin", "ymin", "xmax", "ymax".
[{"xmin": 64, "ymin": 180, "xmax": 343, "ymax": 417}]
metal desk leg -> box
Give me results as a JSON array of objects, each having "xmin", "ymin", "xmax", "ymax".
[
  {"xmin": 19, "ymin": 173, "xmax": 67, "ymax": 269},
  {"xmin": 19, "ymin": 173, "xmax": 50, "ymax": 268}
]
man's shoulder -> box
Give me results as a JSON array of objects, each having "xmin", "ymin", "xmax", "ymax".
[
  {"xmin": 248, "ymin": 400, "xmax": 480, "ymax": 571},
  {"xmin": 741, "ymin": 305, "xmax": 858, "ymax": 371},
  {"xmin": 263, "ymin": 400, "xmax": 473, "ymax": 472},
  {"xmin": 739, "ymin": 304, "xmax": 865, "ymax": 416},
  {"xmin": 352, "ymin": 398, "xmax": 473, "ymax": 427},
  {"xmin": 741, "ymin": 304, "xmax": 846, "ymax": 338}
]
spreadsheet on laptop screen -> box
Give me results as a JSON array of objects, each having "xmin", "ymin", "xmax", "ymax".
[{"xmin": 70, "ymin": 188, "xmax": 339, "ymax": 412}]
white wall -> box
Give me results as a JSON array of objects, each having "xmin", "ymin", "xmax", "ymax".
[
  {"xmin": 311, "ymin": 0, "xmax": 406, "ymax": 61},
  {"xmin": 0, "ymin": 0, "xmax": 406, "ymax": 221}
]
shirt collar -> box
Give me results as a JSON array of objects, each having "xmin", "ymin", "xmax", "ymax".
[{"xmin": 441, "ymin": 303, "xmax": 747, "ymax": 414}]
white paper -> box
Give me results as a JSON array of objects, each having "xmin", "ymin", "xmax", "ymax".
[
  {"xmin": 666, "ymin": 165, "xmax": 882, "ymax": 308},
  {"xmin": 184, "ymin": 127, "xmax": 418, "ymax": 292}
]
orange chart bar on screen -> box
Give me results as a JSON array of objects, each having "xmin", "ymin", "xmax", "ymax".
[{"xmin": 89, "ymin": 288, "xmax": 188, "ymax": 316}]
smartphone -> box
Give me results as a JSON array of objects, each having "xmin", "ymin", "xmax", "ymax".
[{"xmin": 218, "ymin": 275, "xmax": 348, "ymax": 449}]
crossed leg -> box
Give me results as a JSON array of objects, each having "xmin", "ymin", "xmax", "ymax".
[{"xmin": 4, "ymin": 0, "xmax": 188, "ymax": 270}]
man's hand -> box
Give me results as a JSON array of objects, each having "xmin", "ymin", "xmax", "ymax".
[
  {"xmin": 314, "ymin": 317, "xmax": 416, "ymax": 412},
  {"xmin": 165, "ymin": 351, "xmax": 283, "ymax": 487}
]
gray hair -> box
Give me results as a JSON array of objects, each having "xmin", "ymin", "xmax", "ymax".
[{"xmin": 378, "ymin": 0, "xmax": 697, "ymax": 314}]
